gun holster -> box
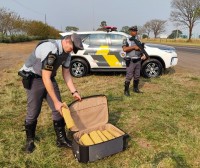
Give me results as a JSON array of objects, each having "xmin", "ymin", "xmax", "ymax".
[
  {"xmin": 124, "ymin": 57, "xmax": 131, "ymax": 67},
  {"xmin": 18, "ymin": 71, "xmax": 33, "ymax": 89}
]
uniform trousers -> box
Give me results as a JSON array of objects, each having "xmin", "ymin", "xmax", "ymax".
[
  {"xmin": 125, "ymin": 60, "xmax": 141, "ymax": 82},
  {"xmin": 25, "ymin": 77, "xmax": 63, "ymax": 124}
]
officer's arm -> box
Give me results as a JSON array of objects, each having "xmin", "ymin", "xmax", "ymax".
[
  {"xmin": 42, "ymin": 70, "xmax": 63, "ymax": 112},
  {"xmin": 122, "ymin": 39, "xmax": 140, "ymax": 52},
  {"xmin": 41, "ymin": 53, "xmax": 63, "ymax": 113},
  {"xmin": 62, "ymin": 67, "xmax": 81, "ymax": 101},
  {"xmin": 123, "ymin": 45, "xmax": 140, "ymax": 52}
]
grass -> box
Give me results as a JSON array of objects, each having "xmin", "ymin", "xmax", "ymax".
[
  {"xmin": 142, "ymin": 38, "xmax": 200, "ymax": 47},
  {"xmin": 0, "ymin": 66, "xmax": 200, "ymax": 168}
]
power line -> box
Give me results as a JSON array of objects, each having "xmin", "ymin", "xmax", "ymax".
[{"xmin": 11, "ymin": 0, "xmax": 44, "ymax": 16}]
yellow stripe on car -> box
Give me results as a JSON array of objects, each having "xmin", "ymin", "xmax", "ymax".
[{"xmin": 96, "ymin": 46, "xmax": 122, "ymax": 67}]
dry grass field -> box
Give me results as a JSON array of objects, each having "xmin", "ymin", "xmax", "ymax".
[{"xmin": 0, "ymin": 41, "xmax": 200, "ymax": 168}]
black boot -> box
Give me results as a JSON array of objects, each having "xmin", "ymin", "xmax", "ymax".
[
  {"xmin": 133, "ymin": 80, "xmax": 143, "ymax": 93},
  {"xmin": 23, "ymin": 121, "xmax": 37, "ymax": 153},
  {"xmin": 124, "ymin": 81, "xmax": 130, "ymax": 96},
  {"xmin": 53, "ymin": 119, "xmax": 72, "ymax": 148}
]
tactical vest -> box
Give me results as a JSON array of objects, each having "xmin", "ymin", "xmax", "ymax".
[
  {"xmin": 25, "ymin": 40, "xmax": 58, "ymax": 68},
  {"xmin": 126, "ymin": 38, "xmax": 141, "ymax": 59},
  {"xmin": 24, "ymin": 40, "xmax": 70, "ymax": 77}
]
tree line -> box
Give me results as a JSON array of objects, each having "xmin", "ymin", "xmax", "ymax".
[{"xmin": 0, "ymin": 7, "xmax": 60, "ymax": 42}]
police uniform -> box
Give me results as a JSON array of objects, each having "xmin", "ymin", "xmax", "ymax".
[
  {"xmin": 122, "ymin": 26, "xmax": 142, "ymax": 96},
  {"xmin": 20, "ymin": 39, "xmax": 71, "ymax": 123},
  {"xmin": 19, "ymin": 33, "xmax": 83, "ymax": 153}
]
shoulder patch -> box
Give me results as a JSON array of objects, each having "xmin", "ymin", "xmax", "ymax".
[
  {"xmin": 47, "ymin": 54, "xmax": 56, "ymax": 66},
  {"xmin": 42, "ymin": 54, "xmax": 56, "ymax": 71}
]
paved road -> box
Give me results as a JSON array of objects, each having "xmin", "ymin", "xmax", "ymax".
[
  {"xmin": 174, "ymin": 46, "xmax": 200, "ymax": 74},
  {"xmin": 175, "ymin": 46, "xmax": 200, "ymax": 54}
]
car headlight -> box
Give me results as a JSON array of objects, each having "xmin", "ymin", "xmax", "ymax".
[{"xmin": 162, "ymin": 49, "xmax": 175, "ymax": 53}]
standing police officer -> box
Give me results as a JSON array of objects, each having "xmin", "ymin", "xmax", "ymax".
[
  {"xmin": 18, "ymin": 33, "xmax": 83, "ymax": 153},
  {"xmin": 122, "ymin": 26, "xmax": 146, "ymax": 96}
]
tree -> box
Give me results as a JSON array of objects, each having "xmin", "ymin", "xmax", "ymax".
[
  {"xmin": 65, "ymin": 26, "xmax": 79, "ymax": 32},
  {"xmin": 168, "ymin": 29, "xmax": 183, "ymax": 39},
  {"xmin": 0, "ymin": 7, "xmax": 25, "ymax": 36},
  {"xmin": 96, "ymin": 21, "xmax": 108, "ymax": 31},
  {"xmin": 0, "ymin": 8, "xmax": 8, "ymax": 35},
  {"xmin": 149, "ymin": 19, "xmax": 167, "ymax": 38},
  {"xmin": 100, "ymin": 21, "xmax": 107, "ymax": 27},
  {"xmin": 120, "ymin": 26, "xmax": 130, "ymax": 34},
  {"xmin": 0, "ymin": 7, "xmax": 60, "ymax": 39},
  {"xmin": 137, "ymin": 26, "xmax": 145, "ymax": 37},
  {"xmin": 24, "ymin": 20, "xmax": 60, "ymax": 38},
  {"xmin": 143, "ymin": 21, "xmax": 152, "ymax": 38},
  {"xmin": 170, "ymin": 0, "xmax": 200, "ymax": 41},
  {"xmin": 142, "ymin": 34, "xmax": 149, "ymax": 39},
  {"xmin": 6, "ymin": 12, "xmax": 22, "ymax": 35}
]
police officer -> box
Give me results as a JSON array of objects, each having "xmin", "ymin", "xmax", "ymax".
[
  {"xmin": 122, "ymin": 26, "xmax": 146, "ymax": 96},
  {"xmin": 18, "ymin": 33, "xmax": 83, "ymax": 153}
]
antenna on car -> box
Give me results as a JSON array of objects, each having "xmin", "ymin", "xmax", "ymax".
[{"xmin": 103, "ymin": 26, "xmax": 117, "ymax": 32}]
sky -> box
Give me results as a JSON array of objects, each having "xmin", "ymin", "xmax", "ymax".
[{"xmin": 1, "ymin": 0, "xmax": 200, "ymax": 37}]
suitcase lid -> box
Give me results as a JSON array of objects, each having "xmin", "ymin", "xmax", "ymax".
[{"xmin": 68, "ymin": 95, "xmax": 108, "ymax": 131}]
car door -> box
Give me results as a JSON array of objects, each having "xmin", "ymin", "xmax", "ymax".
[
  {"xmin": 83, "ymin": 33, "xmax": 111, "ymax": 68},
  {"xmin": 108, "ymin": 34, "xmax": 127, "ymax": 68}
]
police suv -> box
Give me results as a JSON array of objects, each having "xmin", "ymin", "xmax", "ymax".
[{"xmin": 60, "ymin": 29, "xmax": 178, "ymax": 78}]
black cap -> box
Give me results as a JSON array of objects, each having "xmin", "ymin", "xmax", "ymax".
[
  {"xmin": 71, "ymin": 33, "xmax": 84, "ymax": 54},
  {"xmin": 129, "ymin": 26, "xmax": 138, "ymax": 31}
]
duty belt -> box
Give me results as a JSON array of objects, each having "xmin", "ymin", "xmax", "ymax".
[
  {"xmin": 32, "ymin": 73, "xmax": 55, "ymax": 79},
  {"xmin": 32, "ymin": 73, "xmax": 42, "ymax": 78},
  {"xmin": 131, "ymin": 58, "xmax": 141, "ymax": 63}
]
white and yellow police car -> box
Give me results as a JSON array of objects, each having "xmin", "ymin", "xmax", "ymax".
[{"xmin": 60, "ymin": 30, "xmax": 178, "ymax": 78}]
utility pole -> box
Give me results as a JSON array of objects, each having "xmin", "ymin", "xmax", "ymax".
[
  {"xmin": 45, "ymin": 14, "xmax": 47, "ymax": 24},
  {"xmin": 176, "ymin": 29, "xmax": 178, "ymax": 40},
  {"xmin": 175, "ymin": 23, "xmax": 180, "ymax": 41},
  {"xmin": 92, "ymin": 0, "xmax": 95, "ymax": 30}
]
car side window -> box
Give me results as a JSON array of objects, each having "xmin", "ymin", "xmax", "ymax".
[
  {"xmin": 84, "ymin": 34, "xmax": 107, "ymax": 45},
  {"xmin": 109, "ymin": 34, "xmax": 127, "ymax": 46}
]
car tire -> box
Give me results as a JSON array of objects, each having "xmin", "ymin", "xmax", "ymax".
[
  {"xmin": 70, "ymin": 58, "xmax": 89, "ymax": 77},
  {"xmin": 141, "ymin": 59, "xmax": 163, "ymax": 78}
]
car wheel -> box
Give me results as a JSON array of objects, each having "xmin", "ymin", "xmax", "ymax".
[
  {"xmin": 141, "ymin": 59, "xmax": 163, "ymax": 78},
  {"xmin": 70, "ymin": 59, "xmax": 89, "ymax": 77}
]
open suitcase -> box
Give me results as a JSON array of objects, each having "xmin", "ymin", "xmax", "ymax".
[{"xmin": 68, "ymin": 95, "xmax": 129, "ymax": 163}]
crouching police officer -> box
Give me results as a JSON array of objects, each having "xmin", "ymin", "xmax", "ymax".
[
  {"xmin": 18, "ymin": 33, "xmax": 83, "ymax": 153},
  {"xmin": 122, "ymin": 26, "xmax": 146, "ymax": 96}
]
